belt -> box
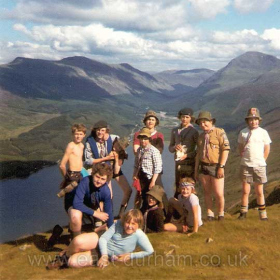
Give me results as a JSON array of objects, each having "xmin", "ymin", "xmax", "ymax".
[{"xmin": 200, "ymin": 162, "xmax": 218, "ymax": 166}]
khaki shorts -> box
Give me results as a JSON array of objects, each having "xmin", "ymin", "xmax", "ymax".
[{"xmin": 240, "ymin": 166, "xmax": 267, "ymax": 184}]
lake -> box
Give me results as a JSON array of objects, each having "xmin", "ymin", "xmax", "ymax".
[{"xmin": 0, "ymin": 146, "xmax": 175, "ymax": 243}]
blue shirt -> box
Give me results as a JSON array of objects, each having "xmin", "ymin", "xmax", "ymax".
[
  {"xmin": 99, "ymin": 220, "xmax": 154, "ymax": 259},
  {"xmin": 73, "ymin": 176, "xmax": 113, "ymax": 227}
]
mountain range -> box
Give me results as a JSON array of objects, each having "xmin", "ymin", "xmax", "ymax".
[{"xmin": 0, "ymin": 51, "xmax": 280, "ymax": 164}]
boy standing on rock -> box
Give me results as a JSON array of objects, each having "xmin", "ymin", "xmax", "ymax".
[{"xmin": 238, "ymin": 108, "xmax": 271, "ymax": 220}]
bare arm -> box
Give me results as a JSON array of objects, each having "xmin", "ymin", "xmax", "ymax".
[
  {"xmin": 194, "ymin": 153, "xmax": 200, "ymax": 181},
  {"xmin": 264, "ymin": 144, "xmax": 270, "ymax": 161},
  {"xmin": 59, "ymin": 143, "xmax": 72, "ymax": 177},
  {"xmin": 238, "ymin": 143, "xmax": 244, "ymax": 157},
  {"xmin": 217, "ymin": 150, "xmax": 229, "ymax": 178},
  {"xmin": 192, "ymin": 205, "xmax": 199, "ymax": 233}
]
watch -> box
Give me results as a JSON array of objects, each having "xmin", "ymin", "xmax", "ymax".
[{"xmin": 218, "ymin": 164, "xmax": 225, "ymax": 168}]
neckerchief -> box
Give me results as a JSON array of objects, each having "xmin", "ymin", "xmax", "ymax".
[{"xmin": 202, "ymin": 127, "xmax": 214, "ymax": 160}]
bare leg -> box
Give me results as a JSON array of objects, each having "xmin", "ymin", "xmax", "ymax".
[
  {"xmin": 200, "ymin": 174, "xmax": 213, "ymax": 215},
  {"xmin": 164, "ymin": 223, "xmax": 178, "ymax": 232},
  {"xmin": 241, "ymin": 181, "xmax": 251, "ymax": 207},
  {"xmin": 114, "ymin": 175, "xmax": 132, "ymax": 206},
  {"xmin": 68, "ymin": 208, "xmax": 83, "ymax": 234},
  {"xmin": 67, "ymin": 232, "xmax": 99, "ymax": 268},
  {"xmin": 212, "ymin": 177, "xmax": 225, "ymax": 214},
  {"xmin": 254, "ymin": 183, "xmax": 265, "ymax": 205}
]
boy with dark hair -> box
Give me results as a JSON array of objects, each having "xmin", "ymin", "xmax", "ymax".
[
  {"xmin": 238, "ymin": 108, "xmax": 271, "ymax": 220},
  {"xmin": 169, "ymin": 108, "xmax": 199, "ymax": 198},
  {"xmin": 84, "ymin": 120, "xmax": 132, "ymax": 218},
  {"xmin": 71, "ymin": 163, "xmax": 114, "ymax": 238}
]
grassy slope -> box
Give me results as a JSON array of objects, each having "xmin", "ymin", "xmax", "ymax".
[{"xmin": 1, "ymin": 203, "xmax": 279, "ymax": 280}]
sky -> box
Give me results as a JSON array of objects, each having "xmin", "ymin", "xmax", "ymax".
[{"xmin": 0, "ymin": 0, "xmax": 280, "ymax": 72}]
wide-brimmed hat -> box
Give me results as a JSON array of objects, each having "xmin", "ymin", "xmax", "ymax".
[
  {"xmin": 177, "ymin": 108, "xmax": 195, "ymax": 122},
  {"xmin": 195, "ymin": 111, "xmax": 216, "ymax": 125},
  {"xmin": 137, "ymin": 127, "xmax": 151, "ymax": 138},
  {"xmin": 143, "ymin": 110, "xmax": 159, "ymax": 125},
  {"xmin": 93, "ymin": 120, "xmax": 108, "ymax": 129},
  {"xmin": 146, "ymin": 185, "xmax": 164, "ymax": 202},
  {"xmin": 112, "ymin": 137, "xmax": 129, "ymax": 160},
  {"xmin": 245, "ymin": 108, "xmax": 262, "ymax": 121}
]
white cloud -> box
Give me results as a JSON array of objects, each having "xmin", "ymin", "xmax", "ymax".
[
  {"xmin": 3, "ymin": 0, "xmax": 232, "ymax": 31},
  {"xmin": 262, "ymin": 28, "xmax": 280, "ymax": 50},
  {"xmin": 1, "ymin": 23, "xmax": 280, "ymax": 71},
  {"xmin": 188, "ymin": 0, "xmax": 230, "ymax": 19},
  {"xmin": 234, "ymin": 0, "xmax": 274, "ymax": 14},
  {"xmin": 212, "ymin": 29, "xmax": 261, "ymax": 44}
]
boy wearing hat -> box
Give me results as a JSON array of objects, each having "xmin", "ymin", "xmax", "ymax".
[
  {"xmin": 84, "ymin": 120, "xmax": 132, "ymax": 218},
  {"xmin": 133, "ymin": 127, "xmax": 163, "ymax": 212},
  {"xmin": 237, "ymin": 108, "xmax": 271, "ymax": 220},
  {"xmin": 133, "ymin": 110, "xmax": 164, "ymax": 154},
  {"xmin": 169, "ymin": 108, "xmax": 199, "ymax": 198},
  {"xmin": 143, "ymin": 185, "xmax": 165, "ymax": 233},
  {"xmin": 195, "ymin": 111, "xmax": 230, "ymax": 221}
]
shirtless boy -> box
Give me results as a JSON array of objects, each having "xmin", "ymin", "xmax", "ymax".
[{"xmin": 59, "ymin": 124, "xmax": 87, "ymax": 227}]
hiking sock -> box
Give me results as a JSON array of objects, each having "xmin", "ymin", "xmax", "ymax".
[
  {"xmin": 240, "ymin": 205, "xmax": 248, "ymax": 214},
  {"xmin": 218, "ymin": 211, "xmax": 224, "ymax": 217},
  {"xmin": 207, "ymin": 210, "xmax": 214, "ymax": 217},
  {"xmin": 258, "ymin": 204, "xmax": 268, "ymax": 220},
  {"xmin": 207, "ymin": 210, "xmax": 215, "ymax": 221}
]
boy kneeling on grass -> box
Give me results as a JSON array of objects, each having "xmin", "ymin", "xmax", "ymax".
[{"xmin": 164, "ymin": 177, "xmax": 203, "ymax": 235}]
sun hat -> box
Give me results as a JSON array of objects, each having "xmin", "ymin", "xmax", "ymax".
[
  {"xmin": 143, "ymin": 110, "xmax": 159, "ymax": 125},
  {"xmin": 195, "ymin": 111, "xmax": 216, "ymax": 125},
  {"xmin": 146, "ymin": 185, "xmax": 164, "ymax": 202},
  {"xmin": 245, "ymin": 108, "xmax": 262, "ymax": 121},
  {"xmin": 137, "ymin": 127, "xmax": 151, "ymax": 138}
]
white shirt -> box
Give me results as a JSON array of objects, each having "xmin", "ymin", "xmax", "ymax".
[
  {"xmin": 178, "ymin": 193, "xmax": 203, "ymax": 227},
  {"xmin": 238, "ymin": 127, "xmax": 271, "ymax": 167}
]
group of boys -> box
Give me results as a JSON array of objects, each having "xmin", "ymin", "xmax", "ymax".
[{"xmin": 48, "ymin": 106, "xmax": 271, "ymax": 247}]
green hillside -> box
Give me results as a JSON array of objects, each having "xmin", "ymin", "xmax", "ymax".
[{"xmin": 1, "ymin": 201, "xmax": 279, "ymax": 280}]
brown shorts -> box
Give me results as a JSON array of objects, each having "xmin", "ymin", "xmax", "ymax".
[{"xmin": 240, "ymin": 166, "xmax": 267, "ymax": 184}]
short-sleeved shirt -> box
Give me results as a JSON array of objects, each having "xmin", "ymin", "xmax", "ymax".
[
  {"xmin": 197, "ymin": 127, "xmax": 230, "ymax": 164},
  {"xmin": 238, "ymin": 127, "xmax": 271, "ymax": 167},
  {"xmin": 134, "ymin": 130, "xmax": 164, "ymax": 153},
  {"xmin": 178, "ymin": 193, "xmax": 203, "ymax": 227}
]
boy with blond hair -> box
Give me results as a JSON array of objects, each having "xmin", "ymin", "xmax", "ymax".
[{"xmin": 59, "ymin": 124, "xmax": 87, "ymax": 219}]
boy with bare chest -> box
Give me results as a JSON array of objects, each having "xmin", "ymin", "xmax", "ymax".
[{"xmin": 59, "ymin": 124, "xmax": 87, "ymax": 214}]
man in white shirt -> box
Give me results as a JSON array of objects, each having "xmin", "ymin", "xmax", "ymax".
[{"xmin": 238, "ymin": 108, "xmax": 272, "ymax": 220}]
